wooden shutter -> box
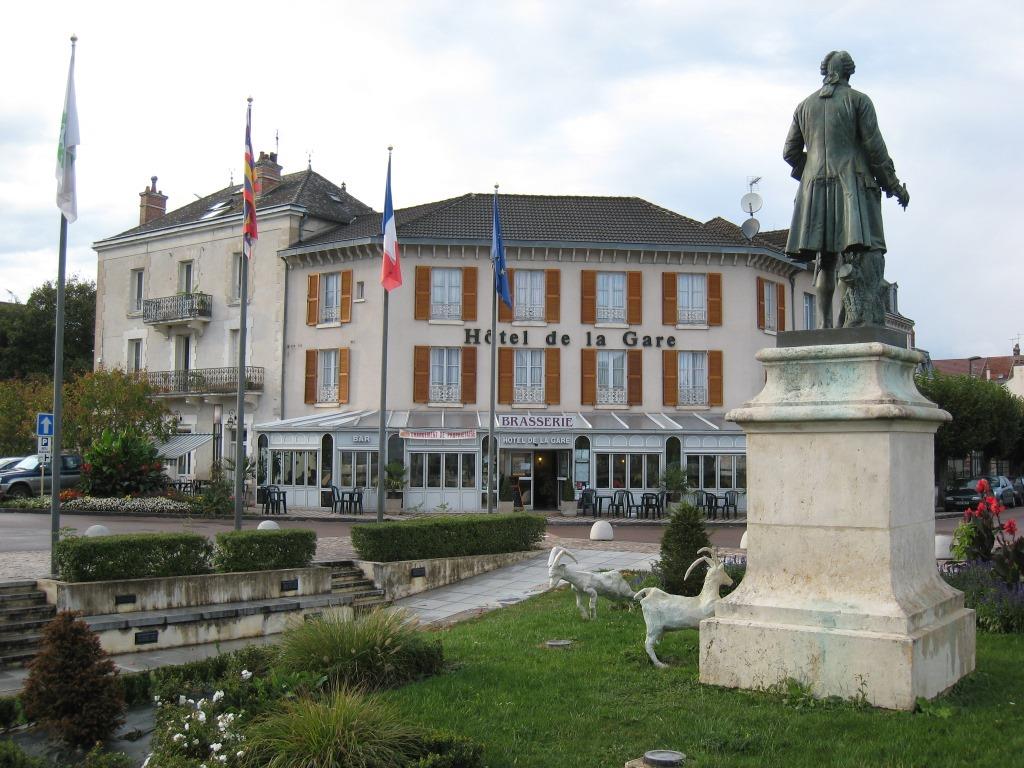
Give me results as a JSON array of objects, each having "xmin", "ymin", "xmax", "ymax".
[
  {"xmin": 756, "ymin": 276, "xmax": 766, "ymax": 330},
  {"xmin": 414, "ymin": 266, "xmax": 431, "ymax": 320},
  {"xmin": 776, "ymin": 281, "xmax": 786, "ymax": 332},
  {"xmin": 498, "ymin": 347, "xmax": 514, "ymax": 405},
  {"xmin": 413, "ymin": 346, "xmax": 430, "ymax": 403},
  {"xmin": 662, "ymin": 272, "xmax": 677, "ymax": 325},
  {"xmin": 545, "ymin": 347, "xmax": 560, "ymax": 405},
  {"xmin": 462, "ymin": 266, "xmax": 478, "ymax": 322},
  {"xmin": 709, "ymin": 350, "xmax": 724, "ymax": 407},
  {"xmin": 461, "ymin": 346, "xmax": 477, "ymax": 404},
  {"xmin": 306, "ymin": 274, "xmax": 320, "ymax": 326},
  {"xmin": 627, "ymin": 349, "xmax": 643, "ymax": 405},
  {"xmin": 581, "ymin": 270, "xmax": 596, "ymax": 324},
  {"xmin": 339, "ymin": 270, "xmax": 353, "ymax": 323},
  {"xmin": 304, "ymin": 349, "xmax": 317, "ymax": 404},
  {"xmin": 581, "ymin": 349, "xmax": 596, "ymax": 405},
  {"xmin": 545, "ymin": 269, "xmax": 561, "ymax": 323},
  {"xmin": 337, "ymin": 348, "xmax": 350, "ymax": 404},
  {"xmin": 498, "ymin": 268, "xmax": 514, "ymax": 322},
  {"xmin": 627, "ymin": 272, "xmax": 643, "ymax": 325},
  {"xmin": 663, "ymin": 350, "xmax": 678, "ymax": 406},
  {"xmin": 708, "ymin": 272, "xmax": 723, "ymax": 326}
]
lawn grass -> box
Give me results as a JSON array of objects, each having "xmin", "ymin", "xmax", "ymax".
[{"xmin": 383, "ymin": 589, "xmax": 1024, "ymax": 767}]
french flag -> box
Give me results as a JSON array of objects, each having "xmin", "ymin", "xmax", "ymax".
[{"xmin": 380, "ymin": 151, "xmax": 401, "ymax": 291}]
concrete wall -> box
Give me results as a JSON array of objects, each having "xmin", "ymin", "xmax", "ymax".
[{"xmin": 358, "ymin": 549, "xmax": 543, "ymax": 601}]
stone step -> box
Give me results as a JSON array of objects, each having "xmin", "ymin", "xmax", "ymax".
[
  {"xmin": 0, "ymin": 592, "xmax": 48, "ymax": 608},
  {"xmin": 0, "ymin": 604, "xmax": 56, "ymax": 625},
  {"xmin": 350, "ymin": 588, "xmax": 386, "ymax": 603},
  {"xmin": 330, "ymin": 573, "xmax": 374, "ymax": 586},
  {"xmin": 331, "ymin": 567, "xmax": 365, "ymax": 578},
  {"xmin": 315, "ymin": 560, "xmax": 357, "ymax": 569},
  {"xmin": 0, "ymin": 649, "xmax": 37, "ymax": 669},
  {"xmin": 331, "ymin": 582, "xmax": 379, "ymax": 596},
  {"xmin": 0, "ymin": 634, "xmax": 42, "ymax": 653},
  {"xmin": 0, "ymin": 580, "xmax": 41, "ymax": 594},
  {"xmin": 0, "ymin": 618, "xmax": 53, "ymax": 637}
]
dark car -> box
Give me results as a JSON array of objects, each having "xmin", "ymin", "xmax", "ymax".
[
  {"xmin": 944, "ymin": 476, "xmax": 1016, "ymax": 512},
  {"xmin": 0, "ymin": 454, "xmax": 83, "ymax": 500},
  {"xmin": 1012, "ymin": 476, "xmax": 1024, "ymax": 506}
]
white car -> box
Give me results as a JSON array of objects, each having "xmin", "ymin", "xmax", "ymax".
[{"xmin": 0, "ymin": 457, "xmax": 24, "ymax": 473}]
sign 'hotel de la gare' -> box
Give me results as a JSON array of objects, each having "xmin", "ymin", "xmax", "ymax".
[{"xmin": 93, "ymin": 154, "xmax": 915, "ymax": 512}]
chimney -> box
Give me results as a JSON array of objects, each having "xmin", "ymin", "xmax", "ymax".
[
  {"xmin": 139, "ymin": 176, "xmax": 167, "ymax": 226},
  {"xmin": 255, "ymin": 151, "xmax": 283, "ymax": 196}
]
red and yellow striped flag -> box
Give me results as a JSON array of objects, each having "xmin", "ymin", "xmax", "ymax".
[{"xmin": 242, "ymin": 99, "xmax": 258, "ymax": 259}]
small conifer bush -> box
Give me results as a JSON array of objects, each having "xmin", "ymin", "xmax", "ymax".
[
  {"xmin": 21, "ymin": 612, "xmax": 125, "ymax": 748},
  {"xmin": 658, "ymin": 502, "xmax": 712, "ymax": 595}
]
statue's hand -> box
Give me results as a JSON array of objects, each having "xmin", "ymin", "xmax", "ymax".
[{"xmin": 888, "ymin": 183, "xmax": 910, "ymax": 209}]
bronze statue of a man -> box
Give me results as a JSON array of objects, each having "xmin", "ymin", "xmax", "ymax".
[{"xmin": 784, "ymin": 51, "xmax": 909, "ymax": 328}]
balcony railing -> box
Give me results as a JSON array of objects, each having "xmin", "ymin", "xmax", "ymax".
[
  {"xmin": 513, "ymin": 384, "xmax": 545, "ymax": 404},
  {"xmin": 143, "ymin": 293, "xmax": 213, "ymax": 324},
  {"xmin": 317, "ymin": 384, "xmax": 339, "ymax": 403},
  {"xmin": 678, "ymin": 386, "xmax": 708, "ymax": 405},
  {"xmin": 514, "ymin": 304, "xmax": 545, "ymax": 322},
  {"xmin": 147, "ymin": 366, "xmax": 264, "ymax": 396},
  {"xmin": 319, "ymin": 304, "xmax": 340, "ymax": 324},
  {"xmin": 430, "ymin": 382, "xmax": 461, "ymax": 403},
  {"xmin": 597, "ymin": 386, "xmax": 627, "ymax": 405},
  {"xmin": 430, "ymin": 302, "xmax": 462, "ymax": 321},
  {"xmin": 596, "ymin": 305, "xmax": 626, "ymax": 323},
  {"xmin": 677, "ymin": 307, "xmax": 707, "ymax": 325}
]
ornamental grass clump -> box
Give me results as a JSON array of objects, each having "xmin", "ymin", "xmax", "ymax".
[
  {"xmin": 276, "ymin": 609, "xmax": 443, "ymax": 691},
  {"xmin": 241, "ymin": 688, "xmax": 423, "ymax": 768}
]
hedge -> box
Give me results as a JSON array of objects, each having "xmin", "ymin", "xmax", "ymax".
[
  {"xmin": 212, "ymin": 529, "xmax": 317, "ymax": 573},
  {"xmin": 351, "ymin": 514, "xmax": 545, "ymax": 562},
  {"xmin": 54, "ymin": 532, "xmax": 213, "ymax": 582}
]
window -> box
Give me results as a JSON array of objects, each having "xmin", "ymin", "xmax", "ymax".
[
  {"xmin": 431, "ymin": 268, "xmax": 462, "ymax": 320},
  {"xmin": 320, "ymin": 272, "xmax": 340, "ymax": 323},
  {"xmin": 337, "ymin": 450, "xmax": 378, "ymax": 488},
  {"xmin": 429, "ymin": 347, "xmax": 461, "ymax": 403},
  {"xmin": 175, "ymin": 335, "xmax": 191, "ymax": 372},
  {"xmin": 318, "ymin": 349, "xmax": 338, "ymax": 403},
  {"xmin": 178, "ymin": 261, "xmax": 194, "ymax": 294},
  {"xmin": 594, "ymin": 453, "xmax": 660, "ymax": 489},
  {"xmin": 130, "ymin": 269, "xmax": 144, "ymax": 312},
  {"xmin": 127, "ymin": 339, "xmax": 143, "ymax": 373},
  {"xmin": 514, "ymin": 270, "xmax": 545, "ymax": 321},
  {"xmin": 356, "ymin": 280, "xmax": 365, "ymax": 301},
  {"xmin": 596, "ymin": 350, "xmax": 626, "ymax": 405},
  {"xmin": 574, "ymin": 436, "xmax": 591, "ymax": 485},
  {"xmin": 596, "ymin": 272, "xmax": 626, "ymax": 323},
  {"xmin": 684, "ymin": 454, "xmax": 746, "ymax": 490},
  {"xmin": 763, "ymin": 280, "xmax": 778, "ymax": 331},
  {"xmin": 678, "ymin": 351, "xmax": 708, "ymax": 405},
  {"xmin": 676, "ymin": 274, "xmax": 707, "ymax": 324},
  {"xmin": 803, "ymin": 292, "xmax": 816, "ymax": 330},
  {"xmin": 230, "ymin": 254, "xmax": 244, "ymax": 302},
  {"xmin": 513, "ymin": 349, "xmax": 544, "ymax": 404},
  {"xmin": 408, "ymin": 452, "xmax": 476, "ymax": 489},
  {"xmin": 229, "ymin": 329, "xmax": 239, "ymax": 365}
]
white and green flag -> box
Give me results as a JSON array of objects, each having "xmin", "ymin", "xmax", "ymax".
[{"xmin": 55, "ymin": 37, "xmax": 79, "ymax": 222}]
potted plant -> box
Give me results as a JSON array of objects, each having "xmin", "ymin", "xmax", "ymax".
[
  {"xmin": 660, "ymin": 463, "xmax": 690, "ymax": 503},
  {"xmin": 498, "ymin": 473, "xmax": 515, "ymax": 513},
  {"xmin": 384, "ymin": 461, "xmax": 406, "ymax": 513}
]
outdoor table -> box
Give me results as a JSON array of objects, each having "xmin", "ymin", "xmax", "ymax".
[{"xmin": 595, "ymin": 494, "xmax": 613, "ymax": 517}]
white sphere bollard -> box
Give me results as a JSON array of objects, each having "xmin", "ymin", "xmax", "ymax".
[
  {"xmin": 83, "ymin": 524, "xmax": 110, "ymax": 537},
  {"xmin": 257, "ymin": 520, "xmax": 281, "ymax": 531},
  {"xmin": 589, "ymin": 520, "xmax": 614, "ymax": 541},
  {"xmin": 739, "ymin": 530, "xmax": 748, "ymax": 550},
  {"xmin": 935, "ymin": 534, "xmax": 954, "ymax": 560}
]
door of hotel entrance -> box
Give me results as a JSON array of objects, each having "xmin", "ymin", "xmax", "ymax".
[{"xmin": 532, "ymin": 449, "xmax": 570, "ymax": 510}]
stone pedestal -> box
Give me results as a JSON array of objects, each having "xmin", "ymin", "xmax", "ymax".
[{"xmin": 699, "ymin": 342, "xmax": 975, "ymax": 710}]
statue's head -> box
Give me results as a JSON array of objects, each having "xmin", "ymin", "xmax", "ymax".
[{"xmin": 820, "ymin": 51, "xmax": 856, "ymax": 82}]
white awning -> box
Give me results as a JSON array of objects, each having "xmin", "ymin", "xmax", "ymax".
[{"xmin": 156, "ymin": 433, "xmax": 213, "ymax": 459}]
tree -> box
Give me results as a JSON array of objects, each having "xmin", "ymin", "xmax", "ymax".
[
  {"xmin": 0, "ymin": 378, "xmax": 52, "ymax": 455},
  {"xmin": 0, "ymin": 277, "xmax": 95, "ymax": 380},
  {"xmin": 658, "ymin": 502, "xmax": 712, "ymax": 596}
]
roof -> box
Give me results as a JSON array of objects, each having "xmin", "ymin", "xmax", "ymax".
[
  {"xmin": 299, "ymin": 193, "xmax": 794, "ymax": 253},
  {"xmin": 102, "ymin": 168, "xmax": 374, "ymax": 241},
  {"xmin": 931, "ymin": 355, "xmax": 1022, "ymax": 382},
  {"xmin": 156, "ymin": 433, "xmax": 213, "ymax": 459}
]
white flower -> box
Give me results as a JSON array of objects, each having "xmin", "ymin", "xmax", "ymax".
[
  {"xmin": 210, "ymin": 742, "xmax": 223, "ymax": 753},
  {"xmin": 172, "ymin": 733, "xmax": 185, "ymax": 743},
  {"xmin": 197, "ymin": 698, "xmax": 207, "ymax": 709},
  {"xmin": 197, "ymin": 711, "xmax": 207, "ymax": 723},
  {"xmin": 237, "ymin": 751, "xmax": 244, "ymax": 758},
  {"xmin": 142, "ymin": 756, "xmax": 152, "ymax": 768},
  {"xmin": 240, "ymin": 669, "xmax": 252, "ymax": 681},
  {"xmin": 179, "ymin": 695, "xmax": 187, "ymax": 705},
  {"xmin": 218, "ymin": 757, "xmax": 227, "ymax": 764},
  {"xmin": 192, "ymin": 739, "xmax": 199, "ymax": 746},
  {"xmin": 153, "ymin": 695, "xmax": 161, "ymax": 703},
  {"xmin": 212, "ymin": 690, "xmax": 225, "ymax": 703},
  {"xmin": 184, "ymin": 722, "xmax": 189, "ymax": 731}
]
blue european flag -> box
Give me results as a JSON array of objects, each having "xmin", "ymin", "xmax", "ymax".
[{"xmin": 491, "ymin": 191, "xmax": 513, "ymax": 309}]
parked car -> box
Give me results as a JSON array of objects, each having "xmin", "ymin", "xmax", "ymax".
[
  {"xmin": 944, "ymin": 476, "xmax": 1017, "ymax": 512},
  {"xmin": 0, "ymin": 457, "xmax": 24, "ymax": 473},
  {"xmin": 0, "ymin": 454, "xmax": 83, "ymax": 500},
  {"xmin": 1011, "ymin": 476, "xmax": 1024, "ymax": 506}
]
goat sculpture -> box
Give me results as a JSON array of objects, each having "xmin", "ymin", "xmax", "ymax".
[
  {"xmin": 548, "ymin": 546, "xmax": 636, "ymax": 619},
  {"xmin": 634, "ymin": 547, "xmax": 734, "ymax": 668}
]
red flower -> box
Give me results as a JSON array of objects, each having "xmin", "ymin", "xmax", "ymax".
[
  {"xmin": 994, "ymin": 503, "xmax": 1006, "ymax": 517},
  {"xmin": 976, "ymin": 478, "xmax": 990, "ymax": 494},
  {"xmin": 1004, "ymin": 519, "xmax": 1018, "ymax": 537}
]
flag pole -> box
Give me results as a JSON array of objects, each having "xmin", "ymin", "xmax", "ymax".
[
  {"xmin": 486, "ymin": 185, "xmax": 500, "ymax": 514},
  {"xmin": 232, "ymin": 96, "xmax": 254, "ymax": 531},
  {"xmin": 377, "ymin": 146, "xmax": 397, "ymax": 523}
]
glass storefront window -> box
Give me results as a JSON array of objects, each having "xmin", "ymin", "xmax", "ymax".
[
  {"xmin": 444, "ymin": 454, "xmax": 459, "ymax": 488},
  {"xmin": 461, "ymin": 453, "xmax": 476, "ymax": 488},
  {"xmin": 427, "ymin": 454, "xmax": 442, "ymax": 487},
  {"xmin": 410, "ymin": 453, "xmax": 425, "ymax": 488},
  {"xmin": 354, "ymin": 453, "xmax": 368, "ymax": 488},
  {"xmin": 646, "ymin": 454, "xmax": 660, "ymax": 488},
  {"xmin": 282, "ymin": 451, "xmax": 294, "ymax": 485},
  {"xmin": 719, "ymin": 455, "xmax": 734, "ymax": 490},
  {"xmin": 702, "ymin": 454, "xmax": 718, "ymax": 490},
  {"xmin": 736, "ymin": 455, "xmax": 746, "ymax": 489},
  {"xmin": 686, "ymin": 455, "xmax": 700, "ymax": 488},
  {"xmin": 596, "ymin": 453, "xmax": 609, "ymax": 487},
  {"xmin": 629, "ymin": 454, "xmax": 643, "ymax": 488},
  {"xmin": 271, "ymin": 451, "xmax": 282, "ymax": 485},
  {"xmin": 305, "ymin": 450, "xmax": 318, "ymax": 486},
  {"xmin": 320, "ymin": 436, "xmax": 332, "ymax": 487},
  {"xmin": 612, "ymin": 454, "xmax": 627, "ymax": 488},
  {"xmin": 340, "ymin": 452, "xmax": 353, "ymax": 487},
  {"xmin": 258, "ymin": 435, "xmax": 268, "ymax": 485}
]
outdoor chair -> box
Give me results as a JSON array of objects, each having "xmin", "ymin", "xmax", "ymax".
[
  {"xmin": 577, "ymin": 488, "xmax": 596, "ymax": 516},
  {"xmin": 621, "ymin": 491, "xmax": 643, "ymax": 518},
  {"xmin": 608, "ymin": 490, "xmax": 628, "ymax": 517},
  {"xmin": 644, "ymin": 490, "xmax": 667, "ymax": 519},
  {"xmin": 701, "ymin": 490, "xmax": 720, "ymax": 520},
  {"xmin": 347, "ymin": 487, "xmax": 365, "ymax": 514},
  {"xmin": 721, "ymin": 490, "xmax": 739, "ymax": 519},
  {"xmin": 262, "ymin": 485, "xmax": 286, "ymax": 515},
  {"xmin": 329, "ymin": 485, "xmax": 345, "ymax": 514}
]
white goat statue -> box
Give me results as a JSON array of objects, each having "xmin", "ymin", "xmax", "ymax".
[
  {"xmin": 634, "ymin": 547, "xmax": 734, "ymax": 668},
  {"xmin": 547, "ymin": 546, "xmax": 636, "ymax": 619}
]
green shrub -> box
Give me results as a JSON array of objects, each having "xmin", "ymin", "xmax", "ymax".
[
  {"xmin": 413, "ymin": 732, "xmax": 485, "ymax": 767},
  {"xmin": 21, "ymin": 612, "xmax": 125, "ymax": 749},
  {"xmin": 942, "ymin": 562, "xmax": 1024, "ymax": 633},
  {"xmin": 81, "ymin": 427, "xmax": 166, "ymax": 497},
  {"xmin": 0, "ymin": 740, "xmax": 47, "ymax": 768},
  {"xmin": 81, "ymin": 746, "xmax": 133, "ymax": 768},
  {"xmin": 0, "ymin": 695, "xmax": 23, "ymax": 732},
  {"xmin": 213, "ymin": 529, "xmax": 317, "ymax": 572},
  {"xmin": 276, "ymin": 609, "xmax": 443, "ymax": 690},
  {"xmin": 657, "ymin": 502, "xmax": 712, "ymax": 595},
  {"xmin": 241, "ymin": 688, "xmax": 424, "ymax": 768},
  {"xmin": 54, "ymin": 532, "xmax": 212, "ymax": 582},
  {"xmin": 149, "ymin": 642, "xmax": 277, "ymax": 702},
  {"xmin": 192, "ymin": 464, "xmax": 234, "ymax": 518},
  {"xmin": 352, "ymin": 513, "xmax": 545, "ymax": 562}
]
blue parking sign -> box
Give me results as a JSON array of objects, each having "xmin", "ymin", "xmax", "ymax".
[{"xmin": 36, "ymin": 413, "xmax": 54, "ymax": 437}]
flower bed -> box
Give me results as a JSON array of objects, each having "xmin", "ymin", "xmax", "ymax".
[{"xmin": 64, "ymin": 495, "xmax": 193, "ymax": 515}]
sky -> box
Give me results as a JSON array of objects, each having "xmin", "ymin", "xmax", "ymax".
[{"xmin": 0, "ymin": 0, "xmax": 1020, "ymax": 359}]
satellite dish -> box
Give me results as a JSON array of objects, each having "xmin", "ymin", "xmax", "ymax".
[
  {"xmin": 740, "ymin": 192, "xmax": 763, "ymax": 216},
  {"xmin": 741, "ymin": 217, "xmax": 760, "ymax": 241}
]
